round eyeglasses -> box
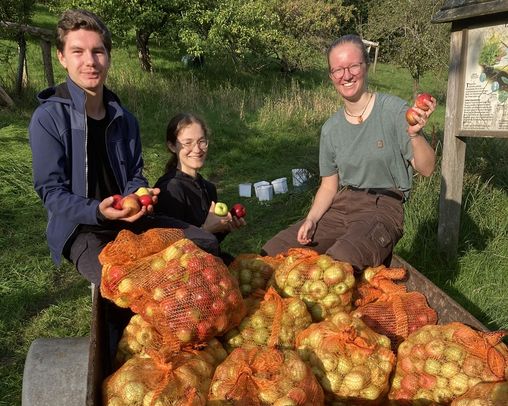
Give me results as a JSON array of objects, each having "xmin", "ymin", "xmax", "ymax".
[
  {"xmin": 178, "ymin": 138, "xmax": 209, "ymax": 151},
  {"xmin": 329, "ymin": 62, "xmax": 364, "ymax": 80}
]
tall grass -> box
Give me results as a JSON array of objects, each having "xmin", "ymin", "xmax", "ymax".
[{"xmin": 1, "ymin": 13, "xmax": 507, "ymax": 405}]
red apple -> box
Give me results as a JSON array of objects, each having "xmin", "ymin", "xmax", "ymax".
[
  {"xmin": 112, "ymin": 194, "xmax": 123, "ymax": 210},
  {"xmin": 406, "ymin": 108, "xmax": 420, "ymax": 126},
  {"xmin": 120, "ymin": 194, "xmax": 141, "ymax": 216},
  {"xmin": 138, "ymin": 194, "xmax": 154, "ymax": 208},
  {"xmin": 415, "ymin": 93, "xmax": 432, "ymax": 111},
  {"xmin": 214, "ymin": 202, "xmax": 229, "ymax": 216},
  {"xmin": 230, "ymin": 203, "xmax": 246, "ymax": 218}
]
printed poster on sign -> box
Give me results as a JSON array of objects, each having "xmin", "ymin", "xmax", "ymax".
[{"xmin": 462, "ymin": 23, "xmax": 508, "ymax": 132}]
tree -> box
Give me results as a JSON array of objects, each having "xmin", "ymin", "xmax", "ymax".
[
  {"xmin": 0, "ymin": 0, "xmax": 36, "ymax": 95},
  {"xmin": 364, "ymin": 0, "xmax": 450, "ymax": 97},
  {"xmin": 55, "ymin": 0, "xmax": 184, "ymax": 72},
  {"xmin": 186, "ymin": 0, "xmax": 355, "ymax": 72}
]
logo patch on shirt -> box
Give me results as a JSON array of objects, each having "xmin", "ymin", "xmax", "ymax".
[{"xmin": 377, "ymin": 140, "xmax": 384, "ymax": 148}]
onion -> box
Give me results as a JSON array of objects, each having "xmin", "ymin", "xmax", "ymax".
[
  {"xmin": 175, "ymin": 365, "xmax": 200, "ymax": 389},
  {"xmin": 286, "ymin": 299, "xmax": 308, "ymax": 319},
  {"xmin": 444, "ymin": 344, "xmax": 465, "ymax": 363},
  {"xmin": 107, "ymin": 397, "xmax": 123, "ymax": 406},
  {"xmin": 322, "ymin": 293, "xmax": 340, "ymax": 308},
  {"xmin": 321, "ymin": 355, "xmax": 338, "ymax": 372}
]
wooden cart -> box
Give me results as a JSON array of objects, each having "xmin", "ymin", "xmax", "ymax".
[{"xmin": 21, "ymin": 255, "xmax": 488, "ymax": 406}]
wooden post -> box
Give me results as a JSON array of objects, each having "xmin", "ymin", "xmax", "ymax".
[
  {"xmin": 40, "ymin": 39, "xmax": 54, "ymax": 87},
  {"xmin": 437, "ymin": 29, "xmax": 467, "ymax": 257}
]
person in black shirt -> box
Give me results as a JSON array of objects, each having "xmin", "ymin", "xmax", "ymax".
[{"xmin": 155, "ymin": 113, "xmax": 246, "ymax": 263}]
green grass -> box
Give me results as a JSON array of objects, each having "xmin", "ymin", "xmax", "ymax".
[{"xmin": 1, "ymin": 12, "xmax": 507, "ymax": 405}]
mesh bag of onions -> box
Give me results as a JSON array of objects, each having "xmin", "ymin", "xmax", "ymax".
[
  {"xmin": 103, "ymin": 339, "xmax": 227, "ymax": 406},
  {"xmin": 295, "ymin": 311, "xmax": 395, "ymax": 404},
  {"xmin": 100, "ymin": 237, "xmax": 246, "ymax": 351},
  {"xmin": 353, "ymin": 265, "xmax": 408, "ymax": 306},
  {"xmin": 389, "ymin": 322, "xmax": 508, "ymax": 404},
  {"xmin": 223, "ymin": 287, "xmax": 312, "ymax": 352},
  {"xmin": 450, "ymin": 381, "xmax": 508, "ymax": 405},
  {"xmin": 208, "ymin": 346, "xmax": 324, "ymax": 406},
  {"xmin": 269, "ymin": 248, "xmax": 355, "ymax": 322},
  {"xmin": 99, "ymin": 228, "xmax": 184, "ymax": 266},
  {"xmin": 228, "ymin": 253, "xmax": 282, "ymax": 298}
]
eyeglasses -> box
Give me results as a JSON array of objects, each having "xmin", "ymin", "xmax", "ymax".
[
  {"xmin": 177, "ymin": 138, "xmax": 209, "ymax": 151},
  {"xmin": 329, "ymin": 62, "xmax": 364, "ymax": 80}
]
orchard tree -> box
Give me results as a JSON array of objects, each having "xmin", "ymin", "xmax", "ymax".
[
  {"xmin": 364, "ymin": 0, "xmax": 450, "ymax": 97},
  {"xmin": 54, "ymin": 0, "xmax": 184, "ymax": 72},
  {"xmin": 0, "ymin": 0, "xmax": 36, "ymax": 95},
  {"xmin": 190, "ymin": 0, "xmax": 354, "ymax": 72}
]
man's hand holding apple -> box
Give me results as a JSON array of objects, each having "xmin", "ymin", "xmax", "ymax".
[{"xmin": 99, "ymin": 187, "xmax": 160, "ymax": 222}]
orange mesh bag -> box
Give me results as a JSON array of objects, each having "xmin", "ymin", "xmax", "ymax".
[
  {"xmin": 354, "ymin": 265, "xmax": 407, "ymax": 307},
  {"xmin": 353, "ymin": 291, "xmax": 438, "ymax": 351},
  {"xmin": 222, "ymin": 287, "xmax": 312, "ymax": 353},
  {"xmin": 103, "ymin": 341, "xmax": 227, "ymax": 406},
  {"xmin": 99, "ymin": 228, "xmax": 185, "ymax": 266},
  {"xmin": 228, "ymin": 254, "xmax": 282, "ymax": 298},
  {"xmin": 451, "ymin": 381, "xmax": 508, "ymax": 406},
  {"xmin": 270, "ymin": 248, "xmax": 355, "ymax": 322},
  {"xmin": 295, "ymin": 312, "xmax": 395, "ymax": 405},
  {"xmin": 208, "ymin": 346, "xmax": 324, "ymax": 405},
  {"xmin": 101, "ymin": 238, "xmax": 246, "ymax": 351},
  {"xmin": 389, "ymin": 323, "xmax": 508, "ymax": 404}
]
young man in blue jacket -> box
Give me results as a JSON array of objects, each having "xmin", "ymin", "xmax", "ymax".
[{"xmin": 29, "ymin": 9, "xmax": 218, "ymax": 286}]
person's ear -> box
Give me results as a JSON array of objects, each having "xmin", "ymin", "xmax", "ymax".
[
  {"xmin": 57, "ymin": 50, "xmax": 67, "ymax": 69},
  {"xmin": 167, "ymin": 142, "xmax": 177, "ymax": 153}
]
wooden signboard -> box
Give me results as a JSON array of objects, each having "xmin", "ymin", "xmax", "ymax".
[{"xmin": 432, "ymin": 1, "xmax": 508, "ymax": 257}]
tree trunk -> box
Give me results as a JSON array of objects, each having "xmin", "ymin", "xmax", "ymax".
[
  {"xmin": 40, "ymin": 39, "xmax": 54, "ymax": 87},
  {"xmin": 0, "ymin": 86, "xmax": 15, "ymax": 107},
  {"xmin": 135, "ymin": 30, "xmax": 153, "ymax": 72},
  {"xmin": 16, "ymin": 32, "xmax": 28, "ymax": 95}
]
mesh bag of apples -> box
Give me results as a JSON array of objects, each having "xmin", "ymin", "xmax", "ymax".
[
  {"xmin": 100, "ymin": 236, "xmax": 246, "ymax": 351},
  {"xmin": 295, "ymin": 311, "xmax": 396, "ymax": 404},
  {"xmin": 99, "ymin": 228, "xmax": 184, "ymax": 266},
  {"xmin": 352, "ymin": 265, "xmax": 438, "ymax": 350},
  {"xmin": 222, "ymin": 287, "xmax": 313, "ymax": 352},
  {"xmin": 269, "ymin": 248, "xmax": 356, "ymax": 322},
  {"xmin": 207, "ymin": 346, "xmax": 324, "ymax": 405},
  {"xmin": 389, "ymin": 322, "xmax": 508, "ymax": 404},
  {"xmin": 103, "ymin": 337, "xmax": 228, "ymax": 406},
  {"xmin": 450, "ymin": 381, "xmax": 508, "ymax": 405},
  {"xmin": 228, "ymin": 254, "xmax": 283, "ymax": 298}
]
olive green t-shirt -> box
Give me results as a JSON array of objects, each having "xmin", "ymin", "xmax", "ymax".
[{"xmin": 319, "ymin": 93, "xmax": 413, "ymax": 199}]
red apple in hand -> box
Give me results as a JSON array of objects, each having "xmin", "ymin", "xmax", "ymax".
[
  {"xmin": 406, "ymin": 108, "xmax": 420, "ymax": 126},
  {"xmin": 138, "ymin": 194, "xmax": 154, "ymax": 208},
  {"xmin": 230, "ymin": 203, "xmax": 246, "ymax": 218},
  {"xmin": 214, "ymin": 202, "xmax": 229, "ymax": 216},
  {"xmin": 120, "ymin": 194, "xmax": 141, "ymax": 216},
  {"xmin": 112, "ymin": 194, "xmax": 123, "ymax": 210},
  {"xmin": 415, "ymin": 93, "xmax": 433, "ymax": 111}
]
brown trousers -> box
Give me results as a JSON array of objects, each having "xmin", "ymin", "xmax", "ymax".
[{"xmin": 262, "ymin": 188, "xmax": 404, "ymax": 271}]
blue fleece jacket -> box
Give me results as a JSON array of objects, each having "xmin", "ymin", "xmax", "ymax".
[{"xmin": 29, "ymin": 77, "xmax": 148, "ymax": 265}]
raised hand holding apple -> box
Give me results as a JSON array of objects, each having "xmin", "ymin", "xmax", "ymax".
[{"xmin": 406, "ymin": 92, "xmax": 436, "ymax": 128}]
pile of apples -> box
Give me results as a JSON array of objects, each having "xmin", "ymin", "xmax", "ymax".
[
  {"xmin": 208, "ymin": 347, "xmax": 324, "ymax": 405},
  {"xmin": 227, "ymin": 254, "xmax": 279, "ymax": 297},
  {"xmin": 389, "ymin": 323, "xmax": 508, "ymax": 404},
  {"xmin": 112, "ymin": 187, "xmax": 155, "ymax": 216},
  {"xmin": 223, "ymin": 288, "xmax": 312, "ymax": 352},
  {"xmin": 271, "ymin": 251, "xmax": 356, "ymax": 321},
  {"xmin": 104, "ymin": 338, "xmax": 227, "ymax": 406},
  {"xmin": 296, "ymin": 312, "xmax": 395, "ymax": 403}
]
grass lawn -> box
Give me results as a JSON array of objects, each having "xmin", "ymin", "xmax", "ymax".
[{"xmin": 0, "ymin": 8, "xmax": 507, "ymax": 405}]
